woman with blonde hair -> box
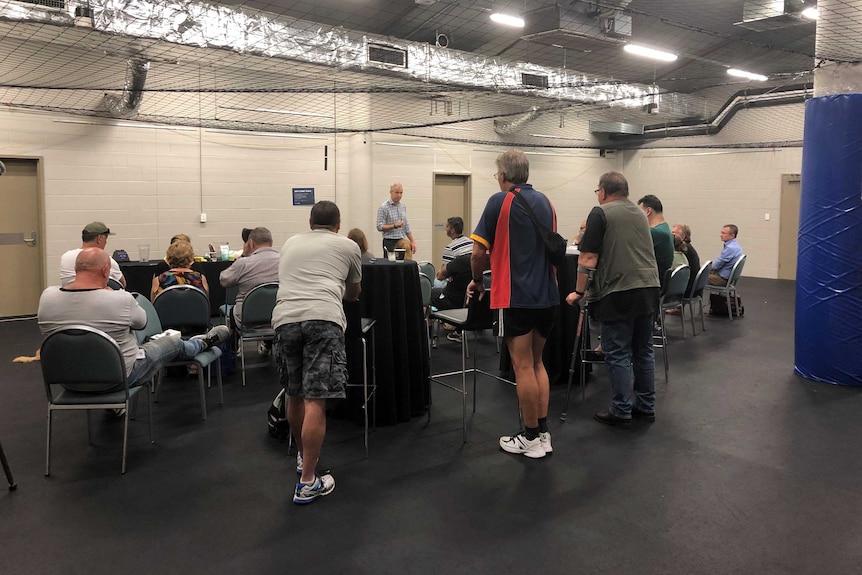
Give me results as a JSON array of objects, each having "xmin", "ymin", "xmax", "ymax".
[
  {"xmin": 151, "ymin": 240, "xmax": 209, "ymax": 300},
  {"xmin": 348, "ymin": 228, "xmax": 374, "ymax": 263}
]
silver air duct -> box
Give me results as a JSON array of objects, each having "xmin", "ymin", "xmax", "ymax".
[
  {"xmin": 102, "ymin": 59, "xmax": 150, "ymax": 117},
  {"xmin": 494, "ymin": 107, "xmax": 543, "ymax": 135}
]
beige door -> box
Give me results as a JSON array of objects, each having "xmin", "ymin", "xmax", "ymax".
[
  {"xmin": 778, "ymin": 173, "xmax": 801, "ymax": 281},
  {"xmin": 0, "ymin": 158, "xmax": 43, "ymax": 317},
  {"xmin": 431, "ymin": 174, "xmax": 471, "ymax": 270}
]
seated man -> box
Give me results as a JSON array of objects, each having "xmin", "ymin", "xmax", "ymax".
[
  {"xmin": 59, "ymin": 221, "xmax": 126, "ymax": 288},
  {"xmin": 708, "ymin": 224, "xmax": 743, "ymax": 286},
  {"xmin": 39, "ymin": 248, "xmax": 229, "ymax": 391},
  {"xmin": 219, "ymin": 227, "xmax": 279, "ymax": 333},
  {"xmin": 430, "ymin": 253, "xmax": 472, "ymax": 345}
]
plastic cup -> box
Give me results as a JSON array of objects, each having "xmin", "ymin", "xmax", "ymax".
[
  {"xmin": 138, "ymin": 244, "xmax": 150, "ymax": 262},
  {"xmin": 220, "ymin": 245, "xmax": 230, "ymax": 261},
  {"xmin": 387, "ymin": 251, "xmax": 396, "ymax": 261},
  {"xmin": 394, "ymin": 248, "xmax": 406, "ymax": 261}
]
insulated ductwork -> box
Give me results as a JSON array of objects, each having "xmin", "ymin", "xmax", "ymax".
[
  {"xmin": 494, "ymin": 107, "xmax": 543, "ymax": 135},
  {"xmin": 0, "ymin": 0, "xmax": 666, "ymax": 110},
  {"xmin": 523, "ymin": 1, "xmax": 634, "ymax": 43},
  {"xmin": 102, "ymin": 59, "xmax": 150, "ymax": 117},
  {"xmin": 733, "ymin": 0, "xmax": 811, "ymax": 32}
]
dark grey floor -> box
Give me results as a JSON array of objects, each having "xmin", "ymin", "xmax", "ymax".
[{"xmin": 2, "ymin": 278, "xmax": 862, "ymax": 574}]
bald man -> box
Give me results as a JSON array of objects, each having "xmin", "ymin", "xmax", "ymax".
[{"xmin": 38, "ymin": 248, "xmax": 229, "ymax": 391}]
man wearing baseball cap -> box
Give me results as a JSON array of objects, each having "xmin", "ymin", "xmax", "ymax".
[
  {"xmin": 59, "ymin": 221, "xmax": 126, "ymax": 288},
  {"xmin": 241, "ymin": 227, "xmax": 254, "ymax": 256}
]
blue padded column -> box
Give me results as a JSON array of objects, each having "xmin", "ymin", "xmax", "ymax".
[{"xmin": 795, "ymin": 94, "xmax": 862, "ymax": 386}]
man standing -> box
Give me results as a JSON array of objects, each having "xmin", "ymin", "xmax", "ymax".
[
  {"xmin": 469, "ymin": 150, "xmax": 559, "ymax": 458},
  {"xmin": 59, "ymin": 221, "xmax": 126, "ymax": 288},
  {"xmin": 376, "ymin": 182, "xmax": 416, "ymax": 255},
  {"xmin": 672, "ymin": 224, "xmax": 701, "ymax": 296},
  {"xmin": 567, "ymin": 172, "xmax": 660, "ymax": 428},
  {"xmin": 637, "ymin": 195, "xmax": 675, "ymax": 283},
  {"xmin": 219, "ymin": 226, "xmax": 279, "ymax": 333},
  {"xmin": 708, "ymin": 224, "xmax": 743, "ymax": 286},
  {"xmin": 39, "ymin": 248, "xmax": 229, "ymax": 390},
  {"xmin": 272, "ymin": 201, "xmax": 362, "ymax": 504}
]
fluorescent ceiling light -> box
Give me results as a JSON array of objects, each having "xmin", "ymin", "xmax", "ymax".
[
  {"xmin": 218, "ymin": 105, "xmax": 333, "ymax": 118},
  {"xmin": 53, "ymin": 118, "xmax": 197, "ymax": 131},
  {"xmin": 390, "ymin": 121, "xmax": 473, "ymax": 131},
  {"xmin": 490, "ymin": 13, "xmax": 524, "ymax": 28},
  {"xmin": 727, "ymin": 68, "xmax": 768, "ymax": 82},
  {"xmin": 623, "ymin": 44, "xmax": 678, "ymax": 62},
  {"xmin": 375, "ymin": 142, "xmax": 429, "ymax": 148},
  {"xmin": 529, "ymin": 133, "xmax": 587, "ymax": 141},
  {"xmin": 801, "ymin": 7, "xmax": 819, "ymax": 19}
]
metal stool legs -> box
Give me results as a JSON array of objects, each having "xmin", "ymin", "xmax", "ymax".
[{"xmin": 0, "ymin": 439, "xmax": 16, "ymax": 490}]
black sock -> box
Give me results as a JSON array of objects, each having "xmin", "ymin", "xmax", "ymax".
[
  {"xmin": 538, "ymin": 417, "xmax": 548, "ymax": 433},
  {"xmin": 524, "ymin": 426, "xmax": 539, "ymax": 440}
]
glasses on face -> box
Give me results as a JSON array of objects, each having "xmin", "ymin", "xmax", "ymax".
[
  {"xmin": 594, "ymin": 188, "xmax": 602, "ymax": 194},
  {"xmin": 492, "ymin": 172, "xmax": 499, "ymax": 179}
]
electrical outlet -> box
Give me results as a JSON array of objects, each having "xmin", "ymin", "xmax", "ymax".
[
  {"xmin": 200, "ymin": 213, "xmax": 207, "ymax": 223},
  {"xmin": 764, "ymin": 213, "xmax": 770, "ymax": 221}
]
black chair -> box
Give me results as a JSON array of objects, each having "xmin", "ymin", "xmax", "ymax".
[
  {"xmin": 236, "ymin": 282, "xmax": 278, "ymax": 387},
  {"xmin": 152, "ymin": 284, "xmax": 210, "ymax": 336},
  {"xmin": 107, "ymin": 278, "xmax": 124, "ymax": 290},
  {"xmin": 682, "ymin": 260, "xmax": 713, "ymax": 335},
  {"xmin": 40, "ymin": 325, "xmax": 153, "ymax": 475},
  {"xmin": 428, "ymin": 293, "xmax": 515, "ymax": 442},
  {"xmin": 654, "ymin": 264, "xmax": 690, "ymax": 380},
  {"xmin": 134, "ymin": 293, "xmax": 223, "ymax": 420},
  {"xmin": 703, "ymin": 254, "xmax": 747, "ymax": 320}
]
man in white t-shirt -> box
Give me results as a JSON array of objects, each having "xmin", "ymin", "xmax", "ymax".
[
  {"xmin": 272, "ymin": 200, "xmax": 362, "ymax": 505},
  {"xmin": 59, "ymin": 221, "xmax": 126, "ymax": 288}
]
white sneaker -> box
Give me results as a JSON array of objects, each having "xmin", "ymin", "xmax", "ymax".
[
  {"xmin": 295, "ymin": 452, "xmax": 303, "ymax": 475},
  {"xmin": 499, "ymin": 432, "xmax": 545, "ymax": 458},
  {"xmin": 293, "ymin": 473, "xmax": 335, "ymax": 504},
  {"xmin": 539, "ymin": 431, "xmax": 553, "ymax": 453}
]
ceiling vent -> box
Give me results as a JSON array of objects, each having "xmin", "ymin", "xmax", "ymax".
[
  {"xmin": 368, "ymin": 44, "xmax": 408, "ymax": 68},
  {"xmin": 522, "ymin": 5, "xmax": 631, "ymax": 43},
  {"xmin": 14, "ymin": 0, "xmax": 65, "ymax": 8},
  {"xmin": 522, "ymin": 73, "xmax": 549, "ymax": 89},
  {"xmin": 734, "ymin": 0, "xmax": 812, "ymax": 31},
  {"xmin": 589, "ymin": 121, "xmax": 644, "ymax": 135}
]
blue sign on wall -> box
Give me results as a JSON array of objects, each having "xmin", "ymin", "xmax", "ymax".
[{"xmin": 292, "ymin": 188, "xmax": 315, "ymax": 206}]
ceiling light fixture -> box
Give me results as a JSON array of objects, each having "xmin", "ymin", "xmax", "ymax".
[
  {"xmin": 529, "ymin": 133, "xmax": 587, "ymax": 141},
  {"xmin": 727, "ymin": 68, "xmax": 768, "ymax": 81},
  {"xmin": 801, "ymin": 7, "xmax": 819, "ymax": 20},
  {"xmin": 206, "ymin": 129, "xmax": 328, "ymax": 139},
  {"xmin": 490, "ymin": 12, "xmax": 525, "ymax": 28},
  {"xmin": 375, "ymin": 142, "xmax": 429, "ymax": 148},
  {"xmin": 218, "ymin": 105, "xmax": 333, "ymax": 118},
  {"xmin": 53, "ymin": 118, "xmax": 197, "ymax": 131},
  {"xmin": 623, "ymin": 44, "xmax": 678, "ymax": 62}
]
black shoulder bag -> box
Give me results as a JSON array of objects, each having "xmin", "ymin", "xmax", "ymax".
[{"xmin": 509, "ymin": 190, "xmax": 567, "ymax": 266}]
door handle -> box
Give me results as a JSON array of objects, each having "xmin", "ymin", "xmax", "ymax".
[{"xmin": 23, "ymin": 231, "xmax": 37, "ymax": 246}]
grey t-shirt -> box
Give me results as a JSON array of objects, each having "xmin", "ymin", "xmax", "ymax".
[
  {"xmin": 59, "ymin": 248, "xmax": 124, "ymax": 286},
  {"xmin": 38, "ymin": 286, "xmax": 147, "ymax": 376},
  {"xmin": 219, "ymin": 246, "xmax": 280, "ymax": 328},
  {"xmin": 272, "ymin": 229, "xmax": 362, "ymax": 332}
]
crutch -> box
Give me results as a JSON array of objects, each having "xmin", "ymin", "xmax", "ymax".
[
  {"xmin": 0, "ymin": 438, "xmax": 17, "ymax": 491},
  {"xmin": 560, "ymin": 299, "xmax": 587, "ymax": 422}
]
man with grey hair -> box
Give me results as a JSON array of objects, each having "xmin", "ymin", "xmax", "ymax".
[
  {"xmin": 470, "ymin": 149, "xmax": 559, "ymax": 458},
  {"xmin": 219, "ymin": 226, "xmax": 279, "ymax": 336},
  {"xmin": 376, "ymin": 182, "xmax": 416, "ymax": 255},
  {"xmin": 567, "ymin": 171, "xmax": 660, "ymax": 428}
]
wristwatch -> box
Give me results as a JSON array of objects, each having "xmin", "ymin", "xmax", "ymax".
[{"xmin": 574, "ymin": 290, "xmax": 585, "ymax": 296}]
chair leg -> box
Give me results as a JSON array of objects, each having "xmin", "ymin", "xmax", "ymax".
[
  {"xmin": 689, "ymin": 302, "xmax": 697, "ymax": 336},
  {"xmin": 679, "ymin": 304, "xmax": 686, "ymax": 339},
  {"xmin": 45, "ymin": 409, "xmax": 53, "ymax": 476},
  {"xmin": 147, "ymin": 384, "xmax": 154, "ymax": 444},
  {"xmin": 121, "ymin": 403, "xmax": 130, "ymax": 474},
  {"xmin": 461, "ymin": 331, "xmax": 468, "ymax": 443},
  {"xmin": 699, "ymin": 299, "xmax": 706, "ymax": 332},
  {"xmin": 197, "ymin": 364, "xmax": 207, "ymax": 420},
  {"xmin": 216, "ymin": 357, "xmax": 224, "ymax": 405},
  {"xmin": 0, "ymin": 439, "xmax": 16, "ymax": 490},
  {"xmin": 725, "ymin": 292, "xmax": 733, "ymax": 320},
  {"xmin": 660, "ymin": 314, "xmax": 669, "ymax": 380},
  {"xmin": 240, "ymin": 336, "xmax": 247, "ymax": 387},
  {"xmin": 361, "ymin": 337, "xmax": 369, "ymax": 459}
]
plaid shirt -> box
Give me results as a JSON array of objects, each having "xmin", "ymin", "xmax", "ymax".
[{"xmin": 376, "ymin": 199, "xmax": 411, "ymax": 240}]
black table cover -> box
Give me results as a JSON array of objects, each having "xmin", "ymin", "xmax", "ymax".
[{"xmin": 119, "ymin": 260, "xmax": 233, "ymax": 316}]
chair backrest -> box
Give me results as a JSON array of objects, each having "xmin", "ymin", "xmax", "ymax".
[
  {"xmin": 152, "ymin": 284, "xmax": 210, "ymax": 333},
  {"xmin": 132, "ymin": 293, "xmax": 163, "ymax": 344},
  {"xmin": 225, "ymin": 284, "xmax": 239, "ymax": 306},
  {"xmin": 418, "ymin": 273, "xmax": 433, "ymax": 308},
  {"xmin": 107, "ymin": 278, "xmax": 123, "ymax": 290},
  {"xmin": 241, "ymin": 282, "xmax": 278, "ymax": 327},
  {"xmin": 418, "ymin": 261, "xmax": 435, "ymax": 281},
  {"xmin": 689, "ymin": 260, "xmax": 712, "ymax": 298},
  {"xmin": 662, "ymin": 265, "xmax": 690, "ymax": 303},
  {"xmin": 728, "ymin": 254, "xmax": 747, "ymax": 286},
  {"xmin": 40, "ymin": 325, "xmax": 127, "ymax": 395}
]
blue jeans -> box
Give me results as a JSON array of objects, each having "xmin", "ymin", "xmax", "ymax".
[
  {"xmin": 600, "ymin": 313, "xmax": 655, "ymax": 418},
  {"xmin": 127, "ymin": 337, "xmax": 205, "ymax": 387}
]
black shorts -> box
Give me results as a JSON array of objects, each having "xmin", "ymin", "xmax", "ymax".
[{"xmin": 495, "ymin": 307, "xmax": 556, "ymax": 339}]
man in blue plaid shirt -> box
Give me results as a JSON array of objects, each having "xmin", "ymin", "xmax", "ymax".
[{"xmin": 376, "ymin": 182, "xmax": 417, "ymax": 255}]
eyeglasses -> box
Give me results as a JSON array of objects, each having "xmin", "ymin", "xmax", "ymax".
[
  {"xmin": 594, "ymin": 188, "xmax": 602, "ymax": 194},
  {"xmin": 492, "ymin": 172, "xmax": 500, "ymax": 179}
]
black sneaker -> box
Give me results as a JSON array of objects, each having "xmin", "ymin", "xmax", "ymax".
[
  {"xmin": 192, "ymin": 325, "xmax": 231, "ymax": 351},
  {"xmin": 631, "ymin": 407, "xmax": 656, "ymax": 422}
]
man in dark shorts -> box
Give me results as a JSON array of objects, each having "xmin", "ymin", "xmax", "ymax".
[
  {"xmin": 272, "ymin": 201, "xmax": 362, "ymax": 504},
  {"xmin": 469, "ymin": 150, "xmax": 559, "ymax": 458}
]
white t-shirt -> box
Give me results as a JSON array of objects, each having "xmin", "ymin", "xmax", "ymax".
[
  {"xmin": 59, "ymin": 248, "xmax": 124, "ymax": 286},
  {"xmin": 272, "ymin": 229, "xmax": 362, "ymax": 332}
]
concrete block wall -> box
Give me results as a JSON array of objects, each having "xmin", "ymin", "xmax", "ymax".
[{"xmin": 0, "ymin": 104, "xmax": 805, "ymax": 290}]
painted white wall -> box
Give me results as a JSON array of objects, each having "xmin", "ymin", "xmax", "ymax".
[{"xmin": 0, "ymin": 103, "xmax": 804, "ymax": 286}]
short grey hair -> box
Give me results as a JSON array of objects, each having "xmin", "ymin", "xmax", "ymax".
[
  {"xmin": 496, "ymin": 150, "xmax": 529, "ymax": 184},
  {"xmin": 249, "ymin": 227, "xmax": 272, "ymax": 245}
]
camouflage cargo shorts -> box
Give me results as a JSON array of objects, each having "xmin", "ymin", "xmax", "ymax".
[{"xmin": 273, "ymin": 320, "xmax": 348, "ymax": 399}]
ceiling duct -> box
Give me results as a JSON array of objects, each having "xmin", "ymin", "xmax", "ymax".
[
  {"xmin": 494, "ymin": 107, "xmax": 543, "ymax": 135},
  {"xmin": 102, "ymin": 59, "xmax": 150, "ymax": 117},
  {"xmin": 522, "ymin": 3, "xmax": 632, "ymax": 44},
  {"xmin": 0, "ymin": 0, "xmax": 662, "ymax": 110},
  {"xmin": 589, "ymin": 121, "xmax": 644, "ymax": 135},
  {"xmin": 734, "ymin": 0, "xmax": 812, "ymax": 32}
]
